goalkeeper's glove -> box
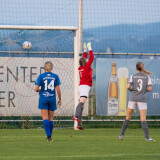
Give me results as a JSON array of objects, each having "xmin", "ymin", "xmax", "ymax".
[
  {"xmin": 87, "ymin": 42, "xmax": 92, "ymax": 51},
  {"xmin": 83, "ymin": 42, "xmax": 87, "ymax": 52}
]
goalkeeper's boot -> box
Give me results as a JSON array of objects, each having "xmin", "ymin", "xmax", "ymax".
[
  {"xmin": 119, "ymin": 135, "xmax": 124, "ymax": 140},
  {"xmin": 47, "ymin": 136, "xmax": 53, "ymax": 142},
  {"xmin": 72, "ymin": 116, "xmax": 81, "ymax": 123},
  {"xmin": 145, "ymin": 138, "xmax": 155, "ymax": 141},
  {"xmin": 77, "ymin": 125, "xmax": 84, "ymax": 130}
]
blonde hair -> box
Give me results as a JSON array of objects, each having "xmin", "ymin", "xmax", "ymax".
[
  {"xmin": 44, "ymin": 61, "xmax": 53, "ymax": 72},
  {"xmin": 136, "ymin": 62, "xmax": 152, "ymax": 75}
]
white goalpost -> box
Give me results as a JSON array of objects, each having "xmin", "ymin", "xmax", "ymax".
[{"xmin": 0, "ymin": 25, "xmax": 81, "ymax": 129}]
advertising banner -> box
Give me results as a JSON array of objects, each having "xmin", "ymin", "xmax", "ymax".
[
  {"xmin": 96, "ymin": 58, "xmax": 160, "ymax": 116},
  {"xmin": 0, "ymin": 57, "xmax": 88, "ymax": 116}
]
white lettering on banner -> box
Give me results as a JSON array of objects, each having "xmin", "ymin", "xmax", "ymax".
[
  {"xmin": 0, "ymin": 57, "xmax": 88, "ymax": 116},
  {"xmin": 152, "ymin": 93, "xmax": 160, "ymax": 99},
  {"xmin": 108, "ymin": 98, "xmax": 119, "ymax": 116},
  {"xmin": 0, "ymin": 66, "xmax": 45, "ymax": 83},
  {"xmin": 0, "ymin": 91, "xmax": 15, "ymax": 108},
  {"xmin": 151, "ymin": 76, "xmax": 160, "ymax": 85},
  {"xmin": 151, "ymin": 76, "xmax": 160, "ymax": 99},
  {"xmin": 110, "ymin": 75, "xmax": 118, "ymax": 82}
]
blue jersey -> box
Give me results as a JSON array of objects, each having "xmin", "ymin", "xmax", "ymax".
[{"xmin": 35, "ymin": 72, "xmax": 61, "ymax": 98}]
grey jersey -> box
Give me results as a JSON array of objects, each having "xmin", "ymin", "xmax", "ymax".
[{"xmin": 128, "ymin": 72, "xmax": 152, "ymax": 103}]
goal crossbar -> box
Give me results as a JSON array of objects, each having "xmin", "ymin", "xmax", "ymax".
[{"xmin": 0, "ymin": 25, "xmax": 78, "ymax": 31}]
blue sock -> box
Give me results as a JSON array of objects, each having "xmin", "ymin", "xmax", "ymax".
[
  {"xmin": 49, "ymin": 121, "xmax": 54, "ymax": 136},
  {"xmin": 43, "ymin": 119, "xmax": 51, "ymax": 137}
]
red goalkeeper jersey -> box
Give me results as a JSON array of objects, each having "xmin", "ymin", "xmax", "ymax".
[{"xmin": 78, "ymin": 50, "xmax": 94, "ymax": 86}]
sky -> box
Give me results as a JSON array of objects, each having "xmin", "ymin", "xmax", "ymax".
[{"xmin": 0, "ymin": 0, "xmax": 160, "ymax": 28}]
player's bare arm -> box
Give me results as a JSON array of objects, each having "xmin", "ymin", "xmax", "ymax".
[
  {"xmin": 147, "ymin": 85, "xmax": 152, "ymax": 92},
  {"xmin": 127, "ymin": 83, "xmax": 132, "ymax": 91},
  {"xmin": 56, "ymin": 85, "xmax": 61, "ymax": 106},
  {"xmin": 35, "ymin": 85, "xmax": 41, "ymax": 92}
]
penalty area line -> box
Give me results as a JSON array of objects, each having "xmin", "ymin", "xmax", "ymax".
[{"xmin": 1, "ymin": 154, "xmax": 160, "ymax": 159}]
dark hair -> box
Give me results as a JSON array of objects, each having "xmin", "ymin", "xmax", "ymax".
[
  {"xmin": 136, "ymin": 62, "xmax": 152, "ymax": 75},
  {"xmin": 79, "ymin": 57, "xmax": 87, "ymax": 66}
]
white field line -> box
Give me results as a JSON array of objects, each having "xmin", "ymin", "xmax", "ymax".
[
  {"xmin": 0, "ymin": 135, "xmax": 147, "ymax": 138},
  {"xmin": 0, "ymin": 154, "xmax": 160, "ymax": 159},
  {"xmin": 0, "ymin": 136, "xmax": 146, "ymax": 137},
  {"xmin": 83, "ymin": 128, "xmax": 160, "ymax": 131},
  {"xmin": 1, "ymin": 128, "xmax": 160, "ymax": 131}
]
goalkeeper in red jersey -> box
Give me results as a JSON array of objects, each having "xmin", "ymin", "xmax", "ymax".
[{"xmin": 73, "ymin": 42, "xmax": 94, "ymax": 130}]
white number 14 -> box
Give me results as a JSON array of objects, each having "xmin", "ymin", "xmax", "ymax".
[{"xmin": 44, "ymin": 80, "xmax": 55, "ymax": 91}]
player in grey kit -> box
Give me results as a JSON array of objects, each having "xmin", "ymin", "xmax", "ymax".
[{"xmin": 119, "ymin": 62, "xmax": 155, "ymax": 141}]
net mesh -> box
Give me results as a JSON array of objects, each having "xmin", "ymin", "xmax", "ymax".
[
  {"xmin": 0, "ymin": 29, "xmax": 74, "ymax": 52},
  {"xmin": 0, "ymin": 28, "xmax": 79, "ymax": 128}
]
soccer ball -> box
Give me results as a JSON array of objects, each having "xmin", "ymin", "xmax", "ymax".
[{"xmin": 23, "ymin": 41, "xmax": 32, "ymax": 50}]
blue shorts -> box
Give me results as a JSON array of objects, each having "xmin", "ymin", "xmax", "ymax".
[{"xmin": 38, "ymin": 97, "xmax": 57, "ymax": 111}]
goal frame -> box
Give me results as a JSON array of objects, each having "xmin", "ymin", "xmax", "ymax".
[{"xmin": 0, "ymin": 25, "xmax": 79, "ymax": 129}]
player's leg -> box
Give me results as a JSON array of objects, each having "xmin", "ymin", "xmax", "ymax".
[
  {"xmin": 138, "ymin": 102, "xmax": 155, "ymax": 141},
  {"xmin": 140, "ymin": 109, "xmax": 151, "ymax": 140},
  {"xmin": 39, "ymin": 97, "xmax": 51, "ymax": 140},
  {"xmin": 73, "ymin": 85, "xmax": 90, "ymax": 130},
  {"xmin": 41, "ymin": 109, "xmax": 51, "ymax": 141},
  {"xmin": 47, "ymin": 97, "xmax": 57, "ymax": 140},
  {"xmin": 119, "ymin": 101, "xmax": 135, "ymax": 140},
  {"xmin": 73, "ymin": 97, "xmax": 85, "ymax": 130},
  {"xmin": 74, "ymin": 97, "xmax": 86, "ymax": 121},
  {"xmin": 77, "ymin": 97, "xmax": 86, "ymax": 129},
  {"xmin": 41, "ymin": 109, "xmax": 49, "ymax": 120},
  {"xmin": 79, "ymin": 97, "xmax": 86, "ymax": 124},
  {"xmin": 48, "ymin": 110, "xmax": 54, "ymax": 138}
]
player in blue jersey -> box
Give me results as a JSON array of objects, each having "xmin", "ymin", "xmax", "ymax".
[
  {"xmin": 119, "ymin": 62, "xmax": 155, "ymax": 141},
  {"xmin": 35, "ymin": 61, "xmax": 61, "ymax": 142}
]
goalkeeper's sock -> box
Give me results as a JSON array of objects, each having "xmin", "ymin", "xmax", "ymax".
[
  {"xmin": 43, "ymin": 119, "xmax": 51, "ymax": 137},
  {"xmin": 49, "ymin": 121, "xmax": 54, "ymax": 136},
  {"xmin": 141, "ymin": 121, "xmax": 149, "ymax": 139},
  {"xmin": 120, "ymin": 119, "xmax": 130, "ymax": 136},
  {"xmin": 75, "ymin": 102, "xmax": 84, "ymax": 121},
  {"xmin": 78, "ymin": 106, "xmax": 84, "ymax": 126}
]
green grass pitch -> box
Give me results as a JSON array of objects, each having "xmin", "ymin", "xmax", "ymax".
[{"xmin": 0, "ymin": 128, "xmax": 160, "ymax": 160}]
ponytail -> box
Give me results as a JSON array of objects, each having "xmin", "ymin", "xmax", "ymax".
[{"xmin": 136, "ymin": 62, "xmax": 152, "ymax": 75}]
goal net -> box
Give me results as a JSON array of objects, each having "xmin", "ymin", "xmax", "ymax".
[{"xmin": 0, "ymin": 25, "xmax": 87, "ymax": 128}]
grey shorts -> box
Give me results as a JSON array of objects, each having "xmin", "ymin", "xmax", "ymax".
[{"xmin": 128, "ymin": 101, "xmax": 147, "ymax": 110}]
